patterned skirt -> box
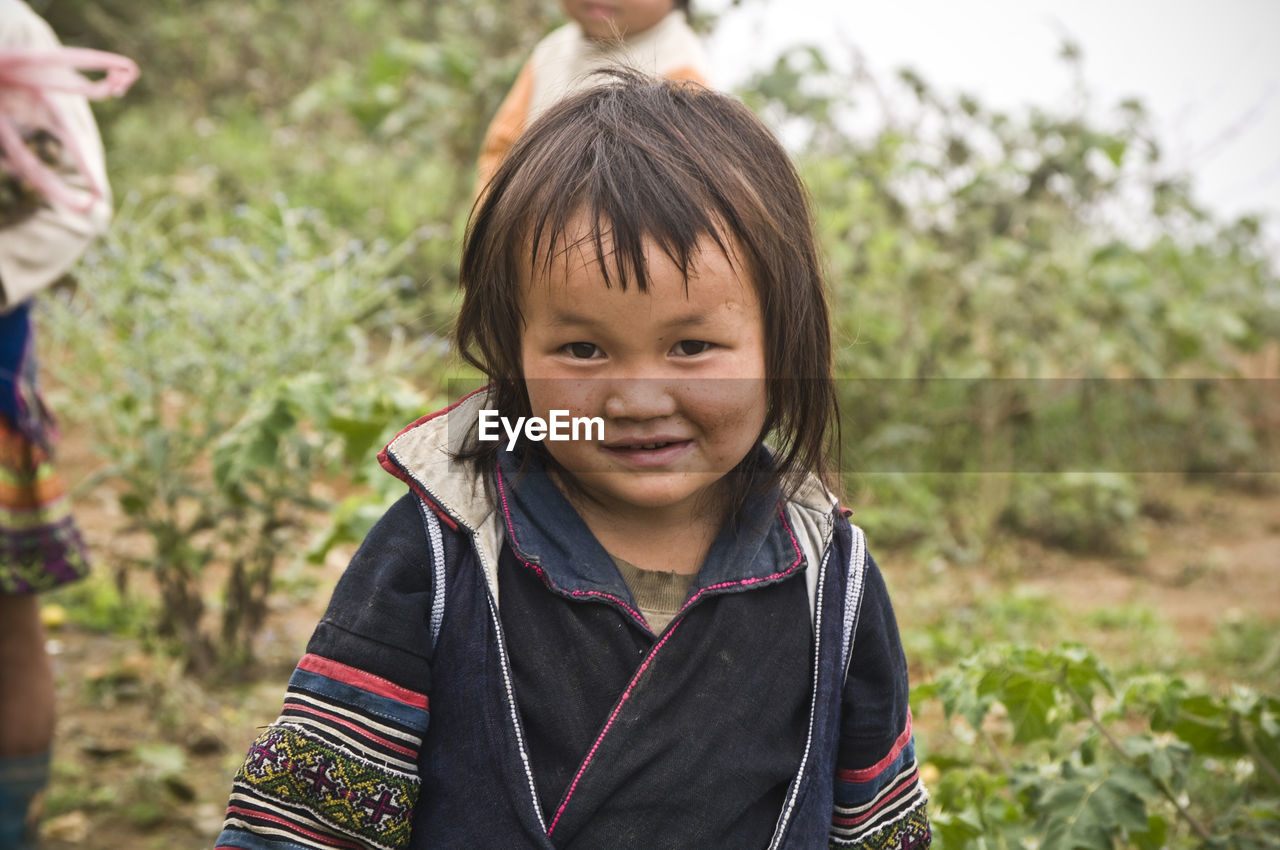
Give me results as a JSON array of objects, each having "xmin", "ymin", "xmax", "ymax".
[{"xmin": 0, "ymin": 302, "xmax": 89, "ymax": 595}]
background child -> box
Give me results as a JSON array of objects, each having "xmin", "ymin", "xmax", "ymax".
[
  {"xmin": 476, "ymin": 0, "xmax": 708, "ymax": 189},
  {"xmin": 218, "ymin": 73, "xmax": 929, "ymax": 849}
]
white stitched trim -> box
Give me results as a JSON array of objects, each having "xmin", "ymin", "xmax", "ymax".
[
  {"xmin": 285, "ymin": 692, "xmax": 424, "ymax": 745},
  {"xmin": 420, "ymin": 501, "xmax": 446, "ymax": 649},
  {"xmin": 486, "ymin": 593, "xmax": 548, "ymax": 833},
  {"xmin": 767, "ymin": 540, "xmax": 831, "ymax": 849},
  {"xmin": 840, "ymin": 524, "xmax": 867, "ymax": 686}
]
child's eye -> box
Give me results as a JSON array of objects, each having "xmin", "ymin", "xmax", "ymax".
[
  {"xmin": 562, "ymin": 342, "xmax": 602, "ymax": 359},
  {"xmin": 671, "ymin": 340, "xmax": 712, "ymax": 356}
]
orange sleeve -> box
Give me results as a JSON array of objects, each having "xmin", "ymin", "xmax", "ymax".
[
  {"xmin": 663, "ymin": 65, "xmax": 709, "ymax": 87},
  {"xmin": 476, "ymin": 61, "xmax": 535, "ymax": 195}
]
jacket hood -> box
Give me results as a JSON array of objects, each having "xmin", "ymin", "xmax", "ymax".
[{"xmin": 378, "ymin": 389, "xmax": 498, "ymax": 533}]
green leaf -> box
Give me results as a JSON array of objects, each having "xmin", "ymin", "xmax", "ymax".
[
  {"xmin": 930, "ymin": 662, "xmax": 996, "ymax": 731},
  {"xmin": 1129, "ymin": 812, "xmax": 1168, "ymax": 850},
  {"xmin": 931, "ymin": 809, "xmax": 984, "ymax": 844},
  {"xmin": 1053, "ymin": 643, "xmax": 1114, "ymax": 707},
  {"xmin": 1121, "ymin": 734, "xmax": 1191, "ymax": 790},
  {"xmin": 118, "ymin": 492, "xmax": 147, "ymax": 517},
  {"xmin": 1037, "ymin": 763, "xmax": 1153, "ymax": 850},
  {"xmin": 997, "ymin": 672, "xmax": 1062, "ymax": 744},
  {"xmin": 1165, "ymin": 694, "xmax": 1245, "ymax": 758},
  {"xmin": 1100, "ymin": 135, "xmax": 1127, "ymax": 167}
]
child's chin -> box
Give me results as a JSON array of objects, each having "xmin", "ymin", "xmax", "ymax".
[{"xmin": 591, "ymin": 477, "xmax": 724, "ymax": 513}]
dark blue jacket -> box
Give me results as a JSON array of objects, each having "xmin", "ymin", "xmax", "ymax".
[{"xmin": 216, "ymin": 394, "xmax": 930, "ymax": 849}]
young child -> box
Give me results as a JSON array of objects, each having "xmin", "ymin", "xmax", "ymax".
[
  {"xmin": 476, "ymin": 0, "xmax": 708, "ymax": 189},
  {"xmin": 218, "ymin": 73, "xmax": 930, "ymax": 850}
]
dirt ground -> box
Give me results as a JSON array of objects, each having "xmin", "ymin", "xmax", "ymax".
[
  {"xmin": 1022, "ymin": 477, "xmax": 1280, "ymax": 643},
  {"xmin": 29, "ymin": 463, "xmax": 1280, "ymax": 848}
]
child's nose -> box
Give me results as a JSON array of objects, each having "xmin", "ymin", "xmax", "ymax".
[{"xmin": 602, "ymin": 377, "xmax": 678, "ymax": 421}]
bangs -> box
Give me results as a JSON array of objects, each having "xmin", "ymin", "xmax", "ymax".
[{"xmin": 480, "ymin": 72, "xmax": 772, "ymax": 295}]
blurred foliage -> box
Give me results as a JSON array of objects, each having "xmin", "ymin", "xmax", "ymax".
[
  {"xmin": 42, "ymin": 200, "xmax": 439, "ymax": 673},
  {"xmin": 38, "ymin": 0, "xmax": 560, "ymax": 331},
  {"xmin": 918, "ymin": 644, "xmax": 1280, "ymax": 847},
  {"xmin": 1003, "ymin": 472, "xmax": 1143, "ymax": 557},
  {"xmin": 743, "ymin": 44, "xmax": 1278, "ymax": 555}
]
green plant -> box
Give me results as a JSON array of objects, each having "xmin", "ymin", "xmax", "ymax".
[
  {"xmin": 41, "ymin": 198, "xmax": 439, "ymax": 674},
  {"xmin": 1210, "ymin": 613, "xmax": 1280, "ymax": 687},
  {"xmin": 918, "ymin": 643, "xmax": 1280, "ymax": 847},
  {"xmin": 742, "ymin": 46, "xmax": 1278, "ymax": 554},
  {"xmin": 1002, "ymin": 473, "xmax": 1144, "ymax": 555}
]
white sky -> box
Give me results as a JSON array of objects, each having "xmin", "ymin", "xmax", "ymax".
[{"xmin": 704, "ymin": 0, "xmax": 1280, "ymax": 253}]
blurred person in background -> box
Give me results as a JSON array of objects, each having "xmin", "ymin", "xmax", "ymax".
[
  {"xmin": 0, "ymin": 1, "xmax": 133, "ymax": 845},
  {"xmin": 476, "ymin": 0, "xmax": 710, "ymax": 190}
]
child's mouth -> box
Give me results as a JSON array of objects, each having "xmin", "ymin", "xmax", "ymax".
[{"xmin": 601, "ymin": 439, "xmax": 694, "ymax": 467}]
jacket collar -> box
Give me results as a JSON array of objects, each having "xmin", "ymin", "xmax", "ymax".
[
  {"xmin": 378, "ymin": 391, "xmax": 841, "ymax": 611},
  {"xmin": 378, "ymin": 390, "xmax": 498, "ymax": 534},
  {"xmin": 494, "ymin": 443, "xmax": 803, "ymax": 608}
]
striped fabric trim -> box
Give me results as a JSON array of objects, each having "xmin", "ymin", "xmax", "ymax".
[
  {"xmin": 295, "ymin": 655, "xmax": 429, "ymax": 710},
  {"xmin": 837, "ymin": 710, "xmax": 913, "ymax": 784},
  {"xmin": 830, "ymin": 800, "xmax": 931, "ymax": 849},
  {"xmin": 287, "ymin": 669, "xmax": 428, "ymax": 734},
  {"xmin": 277, "ymin": 697, "xmax": 419, "ymax": 773},
  {"xmin": 0, "ymin": 417, "xmax": 89, "ymax": 594},
  {"xmin": 834, "ymin": 762, "xmax": 923, "ymax": 829},
  {"xmin": 221, "ymin": 794, "xmax": 367, "ymax": 850},
  {"xmin": 218, "ymin": 655, "xmax": 429, "ymax": 850},
  {"xmin": 831, "ymin": 736, "xmax": 930, "ymax": 847}
]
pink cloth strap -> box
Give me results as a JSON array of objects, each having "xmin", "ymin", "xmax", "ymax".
[{"xmin": 0, "ymin": 46, "xmax": 137, "ymax": 213}]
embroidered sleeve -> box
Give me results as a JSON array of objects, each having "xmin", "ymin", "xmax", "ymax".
[
  {"xmin": 830, "ymin": 553, "xmax": 931, "ymax": 848},
  {"xmin": 218, "ymin": 655, "xmax": 429, "ymax": 850},
  {"xmin": 217, "ymin": 496, "xmax": 437, "ymax": 850}
]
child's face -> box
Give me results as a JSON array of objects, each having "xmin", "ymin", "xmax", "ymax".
[
  {"xmin": 519, "ymin": 222, "xmax": 767, "ymax": 524},
  {"xmin": 559, "ymin": 0, "xmax": 677, "ymax": 40}
]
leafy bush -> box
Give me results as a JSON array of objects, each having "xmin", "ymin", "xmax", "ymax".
[
  {"xmin": 744, "ymin": 46, "xmax": 1278, "ymax": 553},
  {"xmin": 41, "ymin": 199, "xmax": 439, "ymax": 674},
  {"xmin": 1002, "ymin": 473, "xmax": 1143, "ymax": 555},
  {"xmin": 920, "ymin": 643, "xmax": 1280, "ymax": 847}
]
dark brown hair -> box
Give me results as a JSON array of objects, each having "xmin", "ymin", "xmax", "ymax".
[{"xmin": 457, "ymin": 70, "xmax": 838, "ymax": 511}]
